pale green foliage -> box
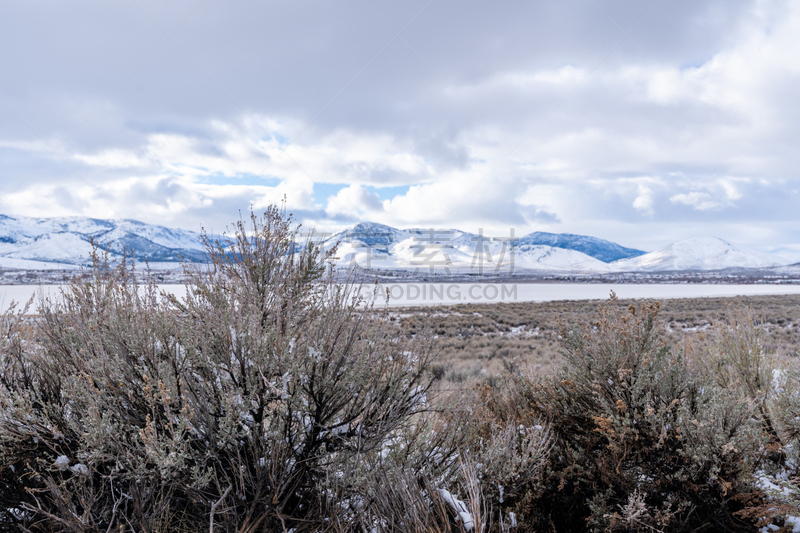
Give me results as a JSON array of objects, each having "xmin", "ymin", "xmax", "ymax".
[
  {"xmin": 776, "ymin": 367, "xmax": 800, "ymax": 443},
  {"xmin": 9, "ymin": 209, "xmax": 799, "ymax": 532},
  {"xmin": 701, "ymin": 305, "xmax": 782, "ymax": 448},
  {"xmin": 0, "ymin": 208, "xmax": 441, "ymax": 532}
]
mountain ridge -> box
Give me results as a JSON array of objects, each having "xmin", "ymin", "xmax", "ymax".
[
  {"xmin": 0, "ymin": 215, "xmax": 207, "ymax": 267},
  {"xmin": 327, "ymin": 223, "xmax": 644, "ymax": 263},
  {"xmin": 517, "ymin": 231, "xmax": 645, "ymax": 262},
  {"xmin": 611, "ymin": 236, "xmax": 778, "ymax": 271},
  {"xmin": 0, "ymin": 215, "xmax": 790, "ymax": 273}
]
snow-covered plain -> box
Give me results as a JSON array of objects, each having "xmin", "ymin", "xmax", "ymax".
[
  {"xmin": 364, "ymin": 282, "xmax": 800, "ymax": 307},
  {"xmin": 0, "ymin": 285, "xmax": 186, "ymax": 313}
]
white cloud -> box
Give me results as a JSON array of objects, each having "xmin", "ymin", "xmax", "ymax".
[
  {"xmin": 74, "ymin": 149, "xmax": 148, "ymax": 168},
  {"xmin": 3, "ymin": 0, "xmax": 800, "ymax": 251},
  {"xmin": 668, "ymin": 177, "xmax": 750, "ymax": 212},
  {"xmin": 443, "ymin": 65, "xmax": 588, "ymax": 99},
  {"xmin": 670, "ymin": 191, "xmax": 721, "ymax": 211},
  {"xmin": 633, "ymin": 185, "xmax": 655, "ymax": 215},
  {"xmin": 72, "ymin": 120, "xmax": 435, "ymax": 188},
  {"xmin": 325, "ymin": 185, "xmax": 384, "ymax": 219}
]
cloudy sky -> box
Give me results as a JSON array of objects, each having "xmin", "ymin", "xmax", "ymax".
[{"xmin": 1, "ymin": 0, "xmax": 800, "ymax": 256}]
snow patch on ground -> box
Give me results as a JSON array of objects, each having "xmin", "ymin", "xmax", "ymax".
[{"xmin": 437, "ymin": 488, "xmax": 475, "ymax": 531}]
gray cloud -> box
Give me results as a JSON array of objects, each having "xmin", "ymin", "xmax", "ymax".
[{"xmin": 0, "ymin": 0, "xmax": 798, "ymax": 258}]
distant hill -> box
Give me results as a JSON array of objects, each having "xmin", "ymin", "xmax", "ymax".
[
  {"xmin": 0, "ymin": 216, "xmax": 789, "ymax": 274},
  {"xmin": 323, "ymin": 223, "xmax": 616, "ymax": 272},
  {"xmin": 517, "ymin": 231, "xmax": 646, "ymax": 262},
  {"xmin": 0, "ymin": 215, "xmax": 206, "ymax": 268},
  {"xmin": 610, "ymin": 237, "xmax": 777, "ymax": 271}
]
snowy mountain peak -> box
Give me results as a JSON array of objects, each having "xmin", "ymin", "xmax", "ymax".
[
  {"xmin": 0, "ymin": 215, "xmax": 206, "ymax": 268},
  {"xmin": 0, "ymin": 215, "xmax": 790, "ymax": 273},
  {"xmin": 612, "ymin": 236, "xmax": 777, "ymax": 271},
  {"xmin": 348, "ymin": 222, "xmax": 397, "ymax": 233},
  {"xmin": 337, "ymin": 222, "xmax": 408, "ymax": 248}
]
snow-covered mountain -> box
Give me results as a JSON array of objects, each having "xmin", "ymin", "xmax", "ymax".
[
  {"xmin": 0, "ymin": 215, "xmax": 206, "ymax": 268},
  {"xmin": 0, "ymin": 216, "xmax": 789, "ymax": 274},
  {"xmin": 610, "ymin": 237, "xmax": 778, "ymax": 271},
  {"xmin": 322, "ymin": 223, "xmax": 614, "ymax": 273},
  {"xmin": 517, "ymin": 232, "xmax": 645, "ymax": 262}
]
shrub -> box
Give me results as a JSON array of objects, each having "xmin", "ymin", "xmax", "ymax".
[
  {"xmin": 0, "ymin": 208, "xmax": 441, "ymax": 532},
  {"xmin": 508, "ymin": 295, "xmax": 766, "ymax": 532},
  {"xmin": 458, "ymin": 384, "xmax": 553, "ymax": 531},
  {"xmin": 14, "ymin": 208, "xmax": 796, "ymax": 532},
  {"xmin": 700, "ymin": 305, "xmax": 782, "ymax": 452}
]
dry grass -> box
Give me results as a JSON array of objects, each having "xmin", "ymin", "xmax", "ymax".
[{"xmin": 386, "ymin": 294, "xmax": 800, "ymax": 391}]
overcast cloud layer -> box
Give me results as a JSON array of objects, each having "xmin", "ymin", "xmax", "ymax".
[{"xmin": 1, "ymin": 0, "xmax": 799, "ymax": 257}]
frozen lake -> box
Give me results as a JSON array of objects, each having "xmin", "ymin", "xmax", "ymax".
[
  {"xmin": 366, "ymin": 282, "xmax": 800, "ymax": 306},
  {"xmin": 0, "ymin": 285, "xmax": 186, "ymax": 313},
  {"xmin": 4, "ymin": 282, "xmax": 800, "ymax": 312}
]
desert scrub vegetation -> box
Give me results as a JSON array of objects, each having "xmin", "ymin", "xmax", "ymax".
[
  {"xmin": 393, "ymin": 294, "xmax": 800, "ymax": 391},
  {"xmin": 477, "ymin": 295, "xmax": 800, "ymax": 532},
  {"xmin": 2, "ymin": 209, "xmax": 800, "ymax": 532},
  {"xmin": 510, "ymin": 297, "xmax": 762, "ymax": 531},
  {"xmin": 395, "ymin": 295, "xmax": 800, "ymax": 532},
  {"xmin": 0, "ymin": 207, "xmax": 548, "ymax": 533}
]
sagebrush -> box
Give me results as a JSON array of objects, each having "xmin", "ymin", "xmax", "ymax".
[{"xmin": 2, "ymin": 209, "xmax": 800, "ymax": 532}]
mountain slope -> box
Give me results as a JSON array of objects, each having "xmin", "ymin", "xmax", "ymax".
[
  {"xmin": 325, "ymin": 223, "xmax": 613, "ymax": 272},
  {"xmin": 611, "ymin": 237, "xmax": 777, "ymax": 271},
  {"xmin": 0, "ymin": 215, "xmax": 206, "ymax": 267},
  {"xmin": 0, "ymin": 216, "xmax": 787, "ymax": 274},
  {"xmin": 517, "ymin": 231, "xmax": 645, "ymax": 262},
  {"xmin": 513, "ymin": 244, "xmax": 612, "ymax": 272}
]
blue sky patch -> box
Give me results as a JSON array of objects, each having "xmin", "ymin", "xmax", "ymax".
[{"xmin": 199, "ymin": 173, "xmax": 282, "ymax": 187}]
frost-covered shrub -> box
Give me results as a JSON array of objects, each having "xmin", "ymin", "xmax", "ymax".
[
  {"xmin": 727, "ymin": 306, "xmax": 800, "ymax": 531},
  {"xmin": 681, "ymin": 305, "xmax": 800, "ymax": 532},
  {"xmin": 437, "ymin": 383, "xmax": 554, "ymax": 531},
  {"xmin": 328, "ymin": 379, "xmax": 554, "ymax": 533},
  {"xmin": 512, "ymin": 295, "xmax": 765, "ymax": 532},
  {"xmin": 701, "ymin": 305, "xmax": 783, "ymax": 454},
  {"xmin": 0, "ymin": 207, "xmax": 438, "ymax": 533},
  {"xmin": 9, "ymin": 206, "xmax": 800, "ymax": 532},
  {"xmin": 775, "ymin": 368, "xmax": 800, "ymax": 446}
]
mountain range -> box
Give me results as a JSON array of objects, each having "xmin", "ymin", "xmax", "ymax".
[
  {"xmin": 0, "ymin": 215, "xmax": 206, "ymax": 270},
  {"xmin": 0, "ymin": 215, "xmax": 789, "ymax": 274},
  {"xmin": 328, "ymin": 223, "xmax": 782, "ymax": 273}
]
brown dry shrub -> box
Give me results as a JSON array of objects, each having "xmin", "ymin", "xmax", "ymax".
[{"xmin": 505, "ymin": 294, "xmax": 766, "ymax": 532}]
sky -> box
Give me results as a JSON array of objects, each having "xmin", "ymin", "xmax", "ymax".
[{"xmin": 1, "ymin": 0, "xmax": 800, "ymax": 257}]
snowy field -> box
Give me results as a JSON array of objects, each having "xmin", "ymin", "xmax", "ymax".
[{"xmin": 6, "ymin": 283, "xmax": 800, "ymax": 312}]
